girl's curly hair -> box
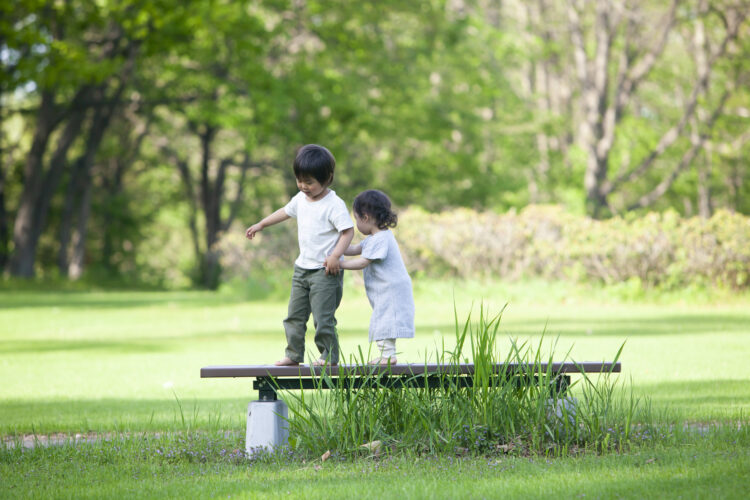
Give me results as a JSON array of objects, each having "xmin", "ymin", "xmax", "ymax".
[{"xmin": 353, "ymin": 190, "xmax": 397, "ymax": 229}]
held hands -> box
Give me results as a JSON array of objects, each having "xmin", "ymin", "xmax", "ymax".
[
  {"xmin": 324, "ymin": 255, "xmax": 341, "ymax": 275},
  {"xmin": 245, "ymin": 223, "xmax": 263, "ymax": 240}
]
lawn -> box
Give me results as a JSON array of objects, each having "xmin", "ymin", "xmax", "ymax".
[
  {"xmin": 3, "ymin": 436, "xmax": 749, "ymax": 499},
  {"xmin": 1, "ymin": 278, "xmax": 749, "ymax": 498},
  {"xmin": 2, "ymin": 279, "xmax": 748, "ymax": 434}
]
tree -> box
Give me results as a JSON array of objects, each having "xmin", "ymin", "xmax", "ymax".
[
  {"xmin": 293, "ymin": 0, "xmax": 530, "ymax": 210},
  {"xmin": 149, "ymin": 0, "xmax": 285, "ymax": 289},
  {"xmin": 568, "ymin": 0, "xmax": 747, "ymax": 217},
  {"xmin": 3, "ymin": 1, "xmax": 198, "ymax": 277},
  {"xmin": 621, "ymin": 1, "xmax": 746, "ymax": 213},
  {"xmin": 493, "ymin": 0, "xmax": 748, "ymax": 217}
]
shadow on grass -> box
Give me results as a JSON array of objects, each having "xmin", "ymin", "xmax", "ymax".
[
  {"xmin": 0, "ymin": 291, "xmax": 247, "ymax": 310},
  {"xmin": 635, "ymin": 380, "xmax": 750, "ymax": 409},
  {"xmin": 208, "ymin": 457, "xmax": 750, "ymax": 499},
  {"xmin": 0, "ymin": 397, "xmax": 252, "ymax": 435},
  {"xmin": 1, "ymin": 326, "xmax": 378, "ymax": 354},
  {"xmin": 497, "ymin": 313, "xmax": 750, "ymax": 337},
  {"xmin": 0, "ymin": 339, "xmax": 171, "ymax": 354}
]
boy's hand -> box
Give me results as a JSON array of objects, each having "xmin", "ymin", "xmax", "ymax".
[
  {"xmin": 245, "ymin": 223, "xmax": 263, "ymax": 240},
  {"xmin": 324, "ymin": 255, "xmax": 341, "ymax": 275}
]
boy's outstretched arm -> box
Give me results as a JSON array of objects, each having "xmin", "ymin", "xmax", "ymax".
[
  {"xmin": 245, "ymin": 208, "xmax": 290, "ymax": 240},
  {"xmin": 324, "ymin": 227, "xmax": 355, "ymax": 275}
]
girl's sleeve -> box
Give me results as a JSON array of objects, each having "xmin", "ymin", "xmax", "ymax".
[
  {"xmin": 284, "ymin": 193, "xmax": 299, "ymax": 218},
  {"xmin": 361, "ymin": 234, "xmax": 388, "ymax": 261}
]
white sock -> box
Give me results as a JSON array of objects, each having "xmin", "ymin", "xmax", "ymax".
[{"xmin": 376, "ymin": 339, "xmax": 397, "ymax": 358}]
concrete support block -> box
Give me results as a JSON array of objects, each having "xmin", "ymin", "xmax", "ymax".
[
  {"xmin": 245, "ymin": 400, "xmax": 289, "ymax": 455},
  {"xmin": 546, "ymin": 397, "xmax": 579, "ymax": 434}
]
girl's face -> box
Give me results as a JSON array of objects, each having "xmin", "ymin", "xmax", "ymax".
[
  {"xmin": 354, "ymin": 211, "xmax": 378, "ymax": 235},
  {"xmin": 296, "ymin": 176, "xmax": 328, "ymax": 201}
]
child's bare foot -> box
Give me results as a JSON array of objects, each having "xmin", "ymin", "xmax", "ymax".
[
  {"xmin": 369, "ymin": 356, "xmax": 397, "ymax": 366},
  {"xmin": 312, "ymin": 358, "xmax": 337, "ymax": 366},
  {"xmin": 274, "ymin": 357, "xmax": 299, "ymax": 366}
]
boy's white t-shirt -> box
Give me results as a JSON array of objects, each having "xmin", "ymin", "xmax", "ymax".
[{"xmin": 284, "ymin": 189, "xmax": 354, "ymax": 270}]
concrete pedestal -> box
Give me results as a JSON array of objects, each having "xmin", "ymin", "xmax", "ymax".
[
  {"xmin": 245, "ymin": 400, "xmax": 289, "ymax": 455},
  {"xmin": 546, "ymin": 397, "xmax": 578, "ymax": 433}
]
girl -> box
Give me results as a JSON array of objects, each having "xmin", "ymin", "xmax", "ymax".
[{"xmin": 338, "ymin": 190, "xmax": 415, "ymax": 365}]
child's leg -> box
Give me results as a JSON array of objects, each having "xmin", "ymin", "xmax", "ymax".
[
  {"xmin": 373, "ymin": 339, "xmax": 397, "ymax": 364},
  {"xmin": 282, "ymin": 267, "xmax": 311, "ymax": 364},
  {"xmin": 377, "ymin": 339, "xmax": 397, "ymax": 358},
  {"xmin": 309, "ymin": 269, "xmax": 343, "ymax": 365}
]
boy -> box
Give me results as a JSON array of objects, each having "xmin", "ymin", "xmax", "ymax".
[{"xmin": 245, "ymin": 145, "xmax": 354, "ymax": 366}]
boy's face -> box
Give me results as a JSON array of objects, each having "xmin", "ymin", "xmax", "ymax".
[{"xmin": 296, "ymin": 176, "xmax": 328, "ymax": 201}]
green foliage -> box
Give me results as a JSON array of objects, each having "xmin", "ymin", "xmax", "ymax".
[
  {"xmin": 225, "ymin": 206, "xmax": 750, "ymax": 291},
  {"xmin": 394, "ymin": 206, "xmax": 750, "ymax": 290},
  {"xmin": 284, "ymin": 305, "xmax": 646, "ymax": 459},
  {"xmin": 3, "ymin": 0, "xmax": 750, "ymax": 286}
]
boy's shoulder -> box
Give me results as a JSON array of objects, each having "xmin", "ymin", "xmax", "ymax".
[
  {"xmin": 325, "ymin": 189, "xmax": 344, "ymax": 201},
  {"xmin": 286, "ymin": 191, "xmax": 305, "ymax": 205},
  {"xmin": 323, "ymin": 190, "xmax": 349, "ymax": 208}
]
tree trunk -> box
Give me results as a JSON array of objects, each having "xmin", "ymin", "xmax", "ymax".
[
  {"xmin": 697, "ymin": 145, "xmax": 712, "ymax": 219},
  {"xmin": 568, "ymin": 0, "xmax": 618, "ymax": 217},
  {"xmin": 10, "ymin": 89, "xmax": 88, "ymax": 277},
  {"xmin": 68, "ymin": 179, "xmax": 92, "ymax": 280},
  {"xmin": 0, "ymin": 161, "xmax": 8, "ymax": 272},
  {"xmin": 58, "ymin": 83, "xmax": 123, "ymax": 276},
  {"xmin": 11, "ymin": 21, "xmax": 137, "ymax": 278},
  {"xmin": 585, "ymin": 154, "xmax": 610, "ymax": 218},
  {"xmin": 101, "ymin": 157, "xmax": 124, "ymax": 273},
  {"xmin": 57, "ymin": 157, "xmax": 84, "ymax": 273},
  {"xmin": 9, "ymin": 90, "xmax": 60, "ymax": 276},
  {"xmin": 171, "ymin": 121, "xmax": 248, "ymax": 290},
  {"xmin": 725, "ymin": 163, "xmax": 741, "ymax": 213},
  {"xmin": 198, "ymin": 126, "xmax": 223, "ymax": 290},
  {"xmin": 172, "ymin": 153, "xmax": 202, "ymax": 268},
  {"xmin": 0, "ymin": 100, "xmax": 8, "ymax": 271}
]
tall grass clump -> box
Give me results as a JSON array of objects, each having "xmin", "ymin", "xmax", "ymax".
[{"xmin": 284, "ymin": 304, "xmax": 654, "ymax": 459}]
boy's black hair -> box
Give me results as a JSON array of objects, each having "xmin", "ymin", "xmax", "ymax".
[
  {"xmin": 293, "ymin": 144, "xmax": 335, "ymax": 185},
  {"xmin": 353, "ymin": 190, "xmax": 398, "ymax": 230}
]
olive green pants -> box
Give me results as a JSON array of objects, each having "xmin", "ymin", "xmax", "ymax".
[{"xmin": 283, "ymin": 266, "xmax": 343, "ymax": 364}]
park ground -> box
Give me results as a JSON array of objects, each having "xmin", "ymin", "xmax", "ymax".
[{"xmin": 1, "ymin": 278, "xmax": 749, "ymax": 498}]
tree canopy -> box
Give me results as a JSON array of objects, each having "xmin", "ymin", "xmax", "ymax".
[{"xmin": 2, "ymin": 0, "xmax": 749, "ymax": 286}]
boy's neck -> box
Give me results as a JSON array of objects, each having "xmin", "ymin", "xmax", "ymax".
[{"xmin": 306, "ymin": 187, "xmax": 330, "ymax": 202}]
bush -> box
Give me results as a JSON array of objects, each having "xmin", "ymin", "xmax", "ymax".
[
  {"xmin": 396, "ymin": 206, "xmax": 750, "ymax": 290},
  {"xmin": 220, "ymin": 206, "xmax": 750, "ymax": 290}
]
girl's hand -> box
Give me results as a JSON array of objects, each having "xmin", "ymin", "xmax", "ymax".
[{"xmin": 245, "ymin": 223, "xmax": 263, "ymax": 240}]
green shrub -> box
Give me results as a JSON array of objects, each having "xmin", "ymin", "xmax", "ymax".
[
  {"xmin": 221, "ymin": 206, "xmax": 750, "ymax": 290},
  {"xmin": 396, "ymin": 206, "xmax": 750, "ymax": 290}
]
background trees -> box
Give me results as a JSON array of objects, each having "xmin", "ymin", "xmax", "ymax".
[{"xmin": 2, "ymin": 0, "xmax": 749, "ymax": 286}]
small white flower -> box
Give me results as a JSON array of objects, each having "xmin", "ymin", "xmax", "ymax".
[{"xmin": 163, "ymin": 381, "xmax": 174, "ymax": 389}]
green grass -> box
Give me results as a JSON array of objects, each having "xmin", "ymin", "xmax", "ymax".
[
  {"xmin": 1, "ymin": 278, "xmax": 749, "ymax": 497},
  {"xmin": 2, "ymin": 429, "xmax": 749, "ymax": 499},
  {"xmin": 283, "ymin": 306, "xmax": 642, "ymax": 458},
  {"xmin": 1, "ymin": 278, "xmax": 748, "ymax": 434}
]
